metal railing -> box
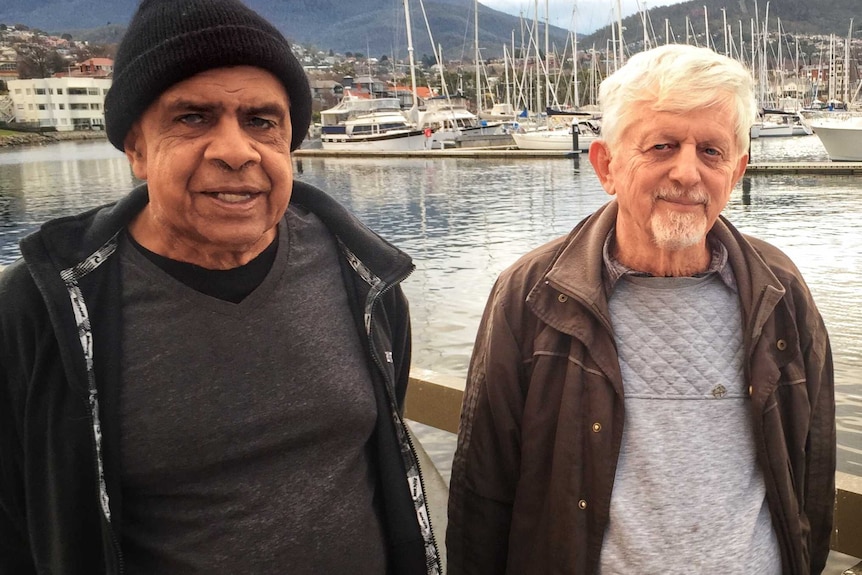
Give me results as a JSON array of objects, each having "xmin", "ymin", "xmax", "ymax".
[{"xmin": 405, "ymin": 369, "xmax": 862, "ymax": 561}]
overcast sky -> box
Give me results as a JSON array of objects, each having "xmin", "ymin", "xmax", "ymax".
[{"xmin": 481, "ymin": 0, "xmax": 691, "ymax": 34}]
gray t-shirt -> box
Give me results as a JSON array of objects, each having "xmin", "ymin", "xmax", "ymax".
[
  {"xmin": 600, "ymin": 273, "xmax": 781, "ymax": 574},
  {"xmin": 118, "ymin": 206, "xmax": 387, "ymax": 573}
]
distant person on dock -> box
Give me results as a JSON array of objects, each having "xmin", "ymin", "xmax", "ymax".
[
  {"xmin": 0, "ymin": 0, "xmax": 440, "ymax": 573},
  {"xmin": 448, "ymin": 44, "xmax": 835, "ymax": 575}
]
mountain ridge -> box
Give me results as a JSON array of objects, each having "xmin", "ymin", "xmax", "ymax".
[
  {"xmin": 0, "ymin": 0, "xmax": 572, "ymax": 60},
  {"xmin": 1, "ymin": 0, "xmax": 859, "ymax": 60}
]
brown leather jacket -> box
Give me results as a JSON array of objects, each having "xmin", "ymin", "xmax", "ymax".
[{"xmin": 447, "ymin": 202, "xmax": 835, "ymax": 575}]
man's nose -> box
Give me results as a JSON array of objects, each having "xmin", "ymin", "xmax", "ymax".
[
  {"xmin": 204, "ymin": 119, "xmax": 262, "ymax": 170},
  {"xmin": 667, "ymin": 144, "xmax": 702, "ymax": 187}
]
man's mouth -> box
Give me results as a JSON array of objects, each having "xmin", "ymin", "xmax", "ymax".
[{"xmin": 205, "ymin": 191, "xmax": 258, "ymax": 203}]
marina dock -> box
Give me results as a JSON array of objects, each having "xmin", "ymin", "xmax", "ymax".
[{"xmin": 294, "ymin": 148, "xmax": 862, "ymax": 174}]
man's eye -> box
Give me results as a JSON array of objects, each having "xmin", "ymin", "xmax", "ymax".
[
  {"xmin": 653, "ymin": 143, "xmax": 670, "ymax": 150},
  {"xmin": 249, "ymin": 117, "xmax": 276, "ymax": 129},
  {"xmin": 178, "ymin": 113, "xmax": 205, "ymax": 125},
  {"xmin": 703, "ymin": 147, "xmax": 721, "ymax": 156}
]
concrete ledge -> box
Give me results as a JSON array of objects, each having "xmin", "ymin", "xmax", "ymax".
[
  {"xmin": 405, "ymin": 368, "xmax": 465, "ymax": 434},
  {"xmin": 406, "ymin": 370, "xmax": 862, "ymax": 560},
  {"xmin": 834, "ymin": 472, "xmax": 862, "ymax": 558}
]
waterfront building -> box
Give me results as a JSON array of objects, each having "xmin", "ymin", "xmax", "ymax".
[{"xmin": 7, "ymin": 76, "xmax": 111, "ymax": 131}]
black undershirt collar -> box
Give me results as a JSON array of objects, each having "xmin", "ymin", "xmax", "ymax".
[{"xmin": 125, "ymin": 231, "xmax": 278, "ymax": 303}]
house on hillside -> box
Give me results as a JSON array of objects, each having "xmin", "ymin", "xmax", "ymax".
[
  {"xmin": 344, "ymin": 75, "xmax": 388, "ymax": 98},
  {"xmin": 0, "ymin": 47, "xmax": 17, "ymax": 80},
  {"xmin": 309, "ymin": 78, "xmax": 342, "ymax": 109},
  {"xmin": 75, "ymin": 57, "xmax": 113, "ymax": 77}
]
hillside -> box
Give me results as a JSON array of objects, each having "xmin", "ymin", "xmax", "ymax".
[
  {"xmin": 581, "ymin": 0, "xmax": 861, "ymax": 50},
  {"xmin": 0, "ymin": 0, "xmax": 572, "ymax": 60}
]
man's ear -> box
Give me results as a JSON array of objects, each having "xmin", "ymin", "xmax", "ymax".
[
  {"xmin": 732, "ymin": 152, "xmax": 749, "ymax": 187},
  {"xmin": 588, "ymin": 139, "xmax": 615, "ymax": 196},
  {"xmin": 124, "ymin": 123, "xmax": 148, "ymax": 181}
]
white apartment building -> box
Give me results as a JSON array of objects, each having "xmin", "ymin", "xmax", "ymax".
[{"xmin": 8, "ymin": 77, "xmax": 112, "ymax": 131}]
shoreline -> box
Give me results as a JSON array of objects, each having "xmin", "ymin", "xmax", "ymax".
[{"xmin": 0, "ymin": 130, "xmax": 107, "ymax": 149}]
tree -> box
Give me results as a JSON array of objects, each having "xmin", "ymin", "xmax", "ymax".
[
  {"xmin": 17, "ymin": 45, "xmax": 69, "ymax": 79},
  {"xmin": 332, "ymin": 61, "xmax": 356, "ymax": 77}
]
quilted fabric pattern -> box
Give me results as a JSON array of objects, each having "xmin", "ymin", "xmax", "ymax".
[{"xmin": 610, "ymin": 274, "xmax": 744, "ymax": 399}]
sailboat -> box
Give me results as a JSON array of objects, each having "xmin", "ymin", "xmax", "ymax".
[
  {"xmin": 319, "ymin": 0, "xmax": 435, "ymax": 151},
  {"xmin": 512, "ymin": 110, "xmax": 600, "ymax": 151},
  {"xmin": 511, "ymin": 0, "xmax": 601, "ymax": 152},
  {"xmin": 319, "ymin": 90, "xmax": 428, "ymax": 151}
]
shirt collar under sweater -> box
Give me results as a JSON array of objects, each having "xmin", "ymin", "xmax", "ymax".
[{"xmin": 602, "ymin": 228, "xmax": 737, "ymax": 294}]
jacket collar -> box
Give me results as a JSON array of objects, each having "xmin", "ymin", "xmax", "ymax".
[{"xmin": 530, "ymin": 200, "xmax": 787, "ymax": 342}]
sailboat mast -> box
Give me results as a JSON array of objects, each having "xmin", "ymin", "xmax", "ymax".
[
  {"xmin": 703, "ymin": 6, "xmax": 710, "ymax": 51},
  {"xmin": 642, "ymin": 3, "xmax": 650, "ymax": 51},
  {"xmin": 403, "ymin": 0, "xmax": 419, "ymax": 120},
  {"xmin": 845, "ymin": 19, "xmax": 854, "ymax": 105},
  {"xmin": 534, "ymin": 0, "xmax": 539, "ymax": 113},
  {"xmin": 475, "ymin": 0, "xmax": 481, "ymax": 113},
  {"xmin": 615, "ymin": 0, "xmax": 625, "ymax": 67},
  {"xmin": 572, "ymin": 2, "xmax": 579, "ymax": 108},
  {"xmin": 829, "ymin": 34, "xmax": 835, "ymax": 103},
  {"xmin": 545, "ymin": 0, "xmax": 550, "ymax": 109}
]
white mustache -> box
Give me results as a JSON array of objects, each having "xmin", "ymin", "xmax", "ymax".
[{"xmin": 655, "ymin": 187, "xmax": 709, "ymax": 204}]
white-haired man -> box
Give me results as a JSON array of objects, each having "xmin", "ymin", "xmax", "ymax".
[{"xmin": 447, "ymin": 44, "xmax": 835, "ymax": 575}]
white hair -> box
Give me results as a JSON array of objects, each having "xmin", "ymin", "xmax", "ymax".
[{"xmin": 598, "ymin": 44, "xmax": 757, "ymax": 156}]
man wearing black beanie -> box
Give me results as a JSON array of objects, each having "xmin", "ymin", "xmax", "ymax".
[{"xmin": 0, "ymin": 0, "xmax": 441, "ymax": 574}]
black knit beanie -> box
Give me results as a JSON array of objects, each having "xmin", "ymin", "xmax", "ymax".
[{"xmin": 105, "ymin": 0, "xmax": 311, "ymax": 152}]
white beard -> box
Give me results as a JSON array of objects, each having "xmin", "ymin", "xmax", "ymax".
[
  {"xmin": 650, "ymin": 210, "xmax": 708, "ymax": 250},
  {"xmin": 650, "ymin": 188, "xmax": 709, "ymax": 250}
]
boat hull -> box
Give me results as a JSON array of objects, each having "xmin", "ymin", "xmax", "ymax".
[
  {"xmin": 321, "ymin": 130, "xmax": 430, "ymax": 151},
  {"xmin": 811, "ymin": 120, "xmax": 862, "ymax": 161},
  {"xmin": 512, "ymin": 129, "xmax": 595, "ymax": 151},
  {"xmin": 756, "ymin": 124, "xmax": 812, "ymax": 137},
  {"xmin": 512, "ymin": 130, "xmax": 596, "ymax": 152}
]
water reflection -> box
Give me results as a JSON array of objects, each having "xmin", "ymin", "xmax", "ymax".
[
  {"xmin": 748, "ymin": 133, "xmax": 829, "ymax": 162},
  {"xmin": 0, "ymin": 141, "xmax": 131, "ymax": 261},
  {"xmin": 0, "ymin": 139, "xmax": 860, "ymax": 474}
]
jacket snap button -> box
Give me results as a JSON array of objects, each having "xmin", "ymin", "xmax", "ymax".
[
  {"xmin": 592, "ymin": 423, "xmax": 602, "ymax": 432},
  {"xmin": 748, "ymin": 385, "xmax": 753, "ymax": 397},
  {"xmin": 776, "ymin": 339, "xmax": 787, "ymax": 351},
  {"xmin": 558, "ymin": 293, "xmax": 568, "ymax": 303},
  {"xmin": 578, "ymin": 499, "xmax": 587, "ymax": 510}
]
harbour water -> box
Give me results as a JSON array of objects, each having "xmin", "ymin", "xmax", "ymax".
[{"xmin": 1, "ymin": 135, "xmax": 860, "ymax": 476}]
